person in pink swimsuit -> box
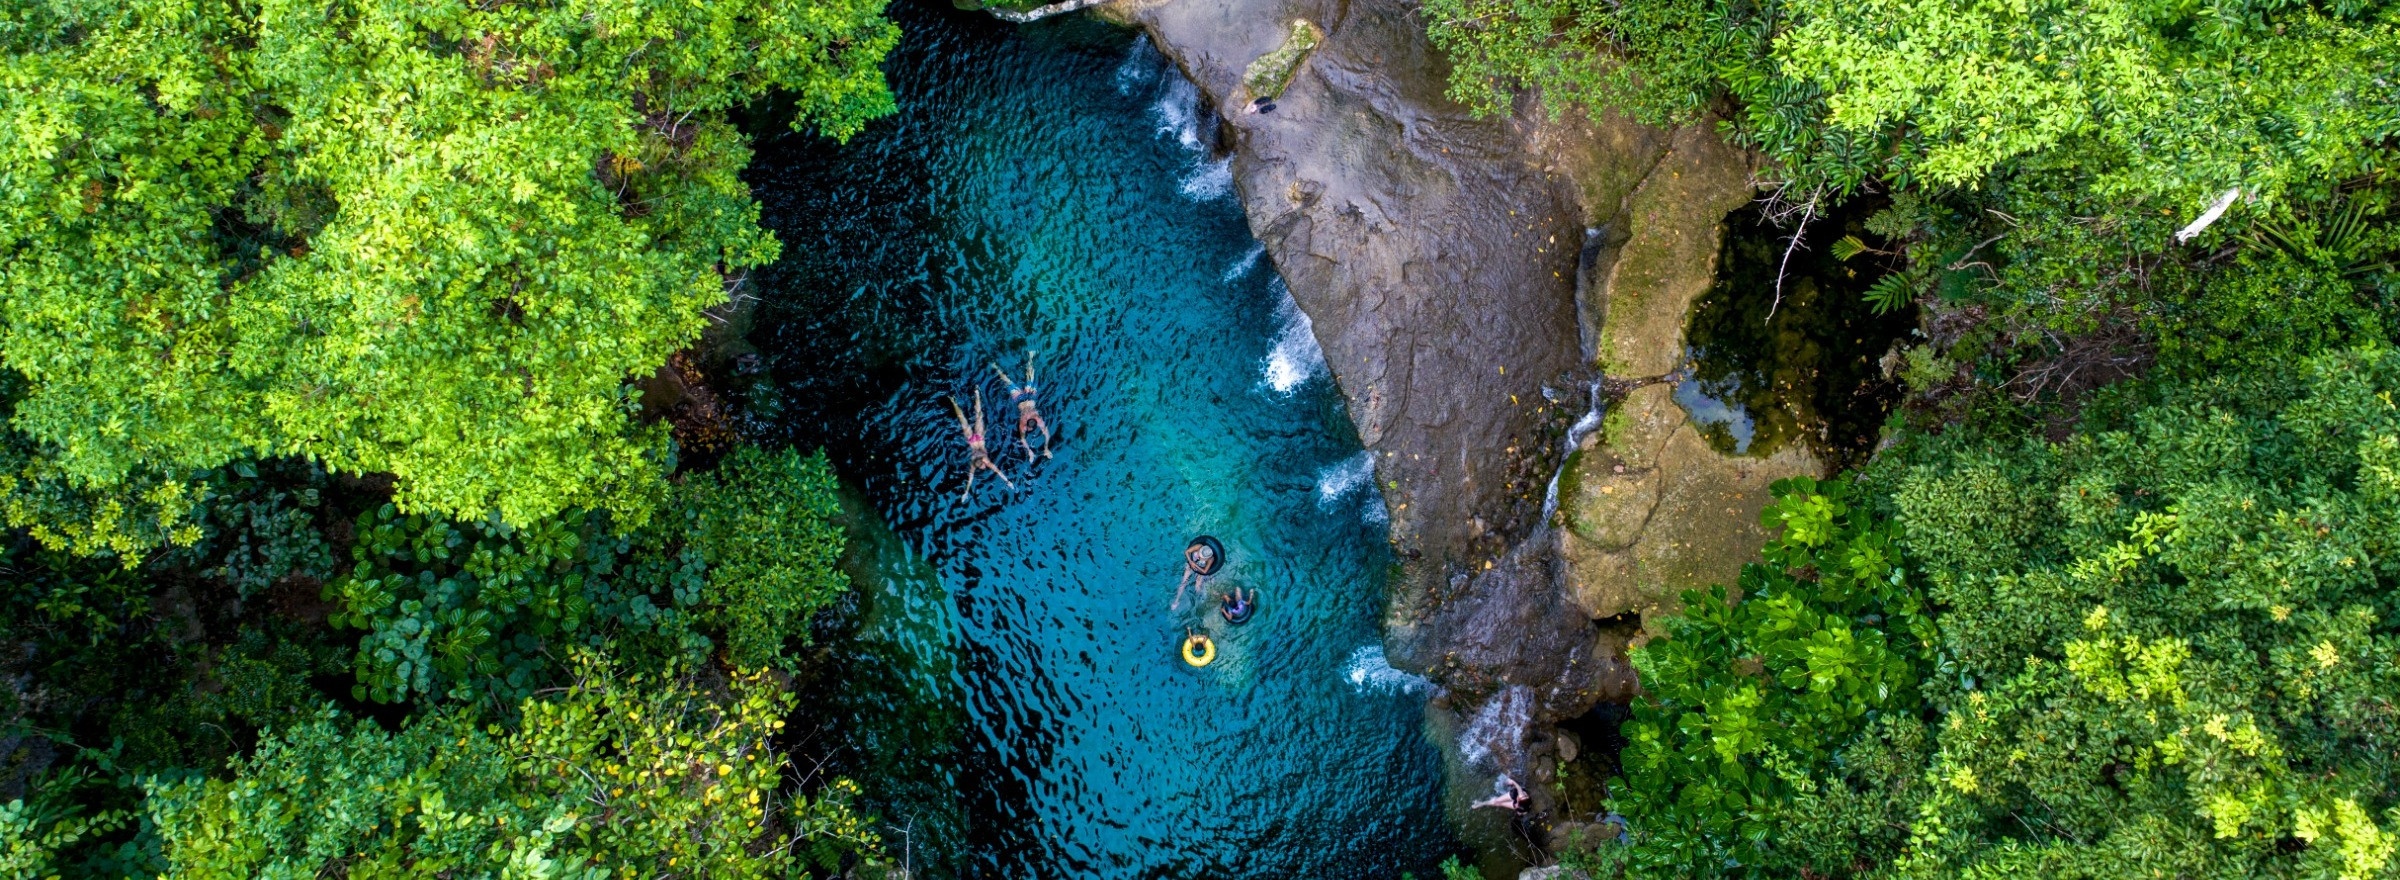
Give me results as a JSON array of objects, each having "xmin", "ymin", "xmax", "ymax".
[{"xmin": 948, "ymin": 390, "xmax": 1014, "ymax": 501}]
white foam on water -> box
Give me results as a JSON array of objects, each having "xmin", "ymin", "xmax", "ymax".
[
  {"xmin": 1151, "ymin": 75, "xmax": 1207, "ymax": 154},
  {"xmin": 1144, "ymin": 68, "xmax": 1235, "ymax": 203},
  {"xmin": 1457, "ymin": 685, "xmax": 1534, "ymax": 771},
  {"xmin": 1362, "ymin": 494, "xmax": 1390, "ymax": 525},
  {"xmin": 1179, "ymin": 156, "xmax": 1233, "ymax": 201},
  {"xmin": 1260, "ymin": 282, "xmax": 1327, "ymax": 393},
  {"xmin": 1223, "ymin": 243, "xmax": 1266, "ymax": 283},
  {"xmin": 1114, "ymin": 36, "xmax": 1160, "ymax": 94},
  {"xmin": 1342, "ymin": 645, "xmax": 1430, "ymax": 696},
  {"xmin": 1316, "ymin": 451, "xmax": 1377, "ymax": 505}
]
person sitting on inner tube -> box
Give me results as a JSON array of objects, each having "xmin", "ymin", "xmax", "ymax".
[
  {"xmin": 1219, "ymin": 587, "xmax": 1256, "ymax": 624},
  {"xmin": 1172, "ymin": 541, "xmax": 1218, "ymax": 611}
]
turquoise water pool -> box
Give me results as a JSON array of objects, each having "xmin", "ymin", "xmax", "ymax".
[{"xmin": 745, "ymin": 4, "xmax": 1455, "ymax": 877}]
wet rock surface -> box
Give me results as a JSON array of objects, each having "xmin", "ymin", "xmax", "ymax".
[{"xmin": 1113, "ymin": 0, "xmax": 1587, "ymax": 563}]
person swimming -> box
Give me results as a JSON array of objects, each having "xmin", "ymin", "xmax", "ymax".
[
  {"xmin": 948, "ymin": 390, "xmax": 1014, "ymax": 501},
  {"xmin": 1219, "ymin": 586, "xmax": 1256, "ymax": 624},
  {"xmin": 992, "ymin": 352, "xmax": 1053, "ymax": 461},
  {"xmin": 1172, "ymin": 539, "xmax": 1219, "ymax": 611}
]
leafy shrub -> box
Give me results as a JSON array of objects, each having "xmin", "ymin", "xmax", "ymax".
[
  {"xmin": 679, "ymin": 447, "xmax": 851, "ymax": 670},
  {"xmin": 1610, "ymin": 476, "xmax": 1937, "ymax": 876},
  {"xmin": 0, "ymin": 766, "xmax": 132, "ymax": 880},
  {"xmin": 146, "ymin": 658, "xmax": 881, "ymax": 878},
  {"xmin": 325, "ymin": 505, "xmax": 710, "ymax": 706},
  {"xmin": 325, "ymin": 446, "xmax": 850, "ymax": 704}
]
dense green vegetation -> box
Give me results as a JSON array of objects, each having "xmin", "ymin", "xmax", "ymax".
[
  {"xmin": 1, "ymin": 0, "xmax": 897, "ymax": 874},
  {"xmin": 1, "ymin": 0, "xmax": 894, "ymax": 536},
  {"xmin": 1424, "ymin": 0, "xmax": 2400, "ymax": 876}
]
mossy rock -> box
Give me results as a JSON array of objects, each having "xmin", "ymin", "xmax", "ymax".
[{"xmin": 1243, "ymin": 19, "xmax": 1324, "ymax": 99}]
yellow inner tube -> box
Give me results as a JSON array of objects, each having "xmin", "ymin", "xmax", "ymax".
[{"xmin": 1181, "ymin": 633, "xmax": 1217, "ymax": 667}]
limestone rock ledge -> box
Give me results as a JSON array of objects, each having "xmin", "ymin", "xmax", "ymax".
[{"xmin": 1554, "ymin": 124, "xmax": 1820, "ymax": 629}]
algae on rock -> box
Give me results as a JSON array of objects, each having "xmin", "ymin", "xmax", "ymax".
[
  {"xmin": 1544, "ymin": 123, "xmax": 1823, "ymax": 631},
  {"xmin": 1243, "ymin": 19, "xmax": 1324, "ymax": 99}
]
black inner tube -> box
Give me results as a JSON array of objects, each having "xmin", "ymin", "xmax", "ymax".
[
  {"xmin": 1186, "ymin": 535, "xmax": 1225, "ymax": 576},
  {"xmin": 1222, "ymin": 598, "xmax": 1255, "ymax": 624}
]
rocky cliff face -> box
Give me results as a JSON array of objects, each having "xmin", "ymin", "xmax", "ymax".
[
  {"xmin": 1092, "ymin": 0, "xmax": 1816, "ymax": 853},
  {"xmin": 1112, "ymin": 0, "xmax": 1585, "ymax": 562}
]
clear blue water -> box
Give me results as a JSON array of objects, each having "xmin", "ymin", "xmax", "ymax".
[{"xmin": 744, "ymin": 5, "xmax": 1455, "ymax": 877}]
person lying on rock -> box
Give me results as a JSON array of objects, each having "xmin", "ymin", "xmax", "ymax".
[
  {"xmin": 948, "ymin": 390, "xmax": 1013, "ymax": 501},
  {"xmin": 1470, "ymin": 774, "xmax": 1528, "ymax": 812},
  {"xmin": 992, "ymin": 352, "xmax": 1053, "ymax": 460}
]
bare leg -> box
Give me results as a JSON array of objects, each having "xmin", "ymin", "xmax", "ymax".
[
  {"xmin": 1027, "ymin": 353, "xmax": 1052, "ymax": 458},
  {"xmin": 978, "ymin": 457, "xmax": 1015, "ymax": 490},
  {"xmin": 1172, "ymin": 570, "xmax": 1194, "ymax": 611},
  {"xmin": 947, "ymin": 396, "xmax": 972, "ymax": 435}
]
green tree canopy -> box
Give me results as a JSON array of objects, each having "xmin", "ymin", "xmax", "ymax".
[
  {"xmin": 146, "ymin": 659, "xmax": 879, "ymax": 878},
  {"xmin": 0, "ymin": 0, "xmax": 896, "ymax": 534},
  {"xmin": 1425, "ymin": 0, "xmax": 2400, "ymax": 205},
  {"xmin": 1604, "ymin": 348, "xmax": 2400, "ymax": 879}
]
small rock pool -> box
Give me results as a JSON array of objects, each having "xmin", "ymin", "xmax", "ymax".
[{"xmin": 744, "ymin": 4, "xmax": 1455, "ymax": 877}]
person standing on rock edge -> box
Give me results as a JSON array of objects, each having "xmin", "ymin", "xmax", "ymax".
[
  {"xmin": 992, "ymin": 352, "xmax": 1053, "ymax": 460},
  {"xmin": 948, "ymin": 391, "xmax": 1013, "ymax": 501}
]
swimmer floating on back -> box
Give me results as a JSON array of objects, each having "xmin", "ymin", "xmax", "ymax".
[
  {"xmin": 992, "ymin": 352, "xmax": 1054, "ymax": 461},
  {"xmin": 948, "ymin": 390, "xmax": 1014, "ymax": 501}
]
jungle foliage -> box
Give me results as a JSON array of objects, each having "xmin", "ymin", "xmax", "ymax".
[
  {"xmin": 0, "ymin": 0, "xmax": 897, "ymax": 536},
  {"xmin": 0, "ymin": 0, "xmax": 899, "ymax": 870},
  {"xmin": 1605, "ymin": 350, "xmax": 2400, "ymax": 879},
  {"xmin": 1421, "ymin": 0, "xmax": 2400, "ymax": 876},
  {"xmin": 1, "ymin": 448, "xmax": 876, "ymax": 876},
  {"xmin": 146, "ymin": 661, "xmax": 875, "ymax": 879}
]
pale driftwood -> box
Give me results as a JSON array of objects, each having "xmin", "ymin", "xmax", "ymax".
[
  {"xmin": 985, "ymin": 0, "xmax": 1114, "ymax": 23},
  {"xmin": 2174, "ymin": 188, "xmax": 2241, "ymax": 243}
]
